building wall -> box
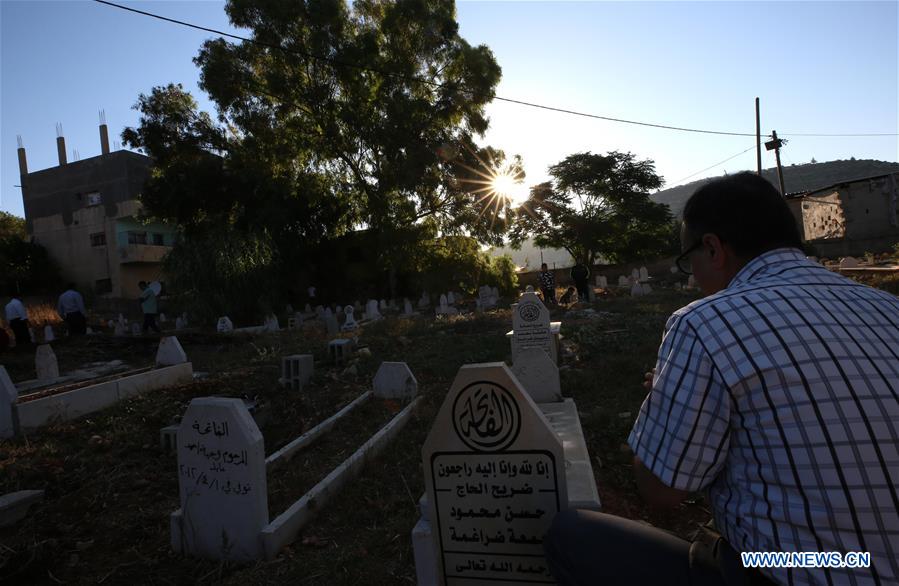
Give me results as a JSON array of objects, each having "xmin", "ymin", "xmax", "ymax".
[
  {"xmin": 800, "ymin": 190, "xmax": 846, "ymax": 240},
  {"xmin": 21, "ymin": 150, "xmax": 172, "ymax": 299},
  {"xmin": 801, "ymin": 173, "xmax": 899, "ymax": 256}
]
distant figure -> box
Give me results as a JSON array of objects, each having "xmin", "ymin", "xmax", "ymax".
[
  {"xmin": 570, "ymin": 263, "xmax": 590, "ymax": 301},
  {"xmin": 558, "ymin": 286, "xmax": 577, "ymax": 305},
  {"xmin": 57, "ymin": 283, "xmax": 87, "ymax": 335},
  {"xmin": 538, "ymin": 263, "xmax": 556, "ymax": 305},
  {"xmin": 4, "ymin": 292, "xmax": 30, "ymax": 349},
  {"xmin": 138, "ymin": 281, "xmax": 161, "ymax": 334}
]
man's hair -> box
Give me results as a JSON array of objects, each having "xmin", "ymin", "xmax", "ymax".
[
  {"xmin": 138, "ymin": 281, "xmax": 147, "ymax": 287},
  {"xmin": 66, "ymin": 282, "xmax": 76, "ymax": 290},
  {"xmin": 541, "ymin": 263, "xmax": 548, "ymax": 269},
  {"xmin": 682, "ymin": 172, "xmax": 802, "ymax": 258}
]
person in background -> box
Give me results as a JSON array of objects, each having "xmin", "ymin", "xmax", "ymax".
[
  {"xmin": 57, "ymin": 283, "xmax": 87, "ymax": 335},
  {"xmin": 544, "ymin": 172, "xmax": 899, "ymax": 585},
  {"xmin": 138, "ymin": 281, "xmax": 161, "ymax": 334},
  {"xmin": 4, "ymin": 291, "xmax": 30, "ymax": 349},
  {"xmin": 570, "ymin": 262, "xmax": 590, "ymax": 302},
  {"xmin": 538, "ymin": 263, "xmax": 557, "ymax": 305},
  {"xmin": 558, "ymin": 286, "xmax": 577, "ymax": 306}
]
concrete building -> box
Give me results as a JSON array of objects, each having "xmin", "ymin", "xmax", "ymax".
[
  {"xmin": 786, "ymin": 172, "xmax": 899, "ymax": 257},
  {"xmin": 17, "ymin": 120, "xmax": 175, "ymax": 299}
]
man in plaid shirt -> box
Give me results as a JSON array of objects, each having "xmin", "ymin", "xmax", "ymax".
[{"xmin": 545, "ymin": 173, "xmax": 899, "ymax": 585}]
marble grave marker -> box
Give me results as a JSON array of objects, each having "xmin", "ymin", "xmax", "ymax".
[
  {"xmin": 511, "ymin": 292, "xmax": 552, "ymax": 364},
  {"xmin": 422, "ymin": 363, "xmax": 567, "ymax": 584},
  {"xmin": 171, "ymin": 397, "xmax": 268, "ymax": 561}
]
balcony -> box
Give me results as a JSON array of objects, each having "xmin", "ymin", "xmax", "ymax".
[{"xmin": 117, "ymin": 244, "xmax": 169, "ymax": 264}]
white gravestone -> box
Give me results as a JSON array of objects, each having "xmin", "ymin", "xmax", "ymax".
[
  {"xmin": 839, "ymin": 256, "xmax": 859, "ymax": 269},
  {"xmin": 160, "ymin": 313, "xmax": 167, "ymax": 324},
  {"xmin": 175, "ymin": 316, "xmax": 186, "ymax": 331},
  {"xmin": 447, "ymin": 291, "xmax": 455, "ymax": 305},
  {"xmin": 512, "ymin": 348, "xmax": 562, "ymax": 404},
  {"xmin": 35, "ymin": 344, "xmax": 60, "ymax": 380},
  {"xmin": 1, "ymin": 366, "xmax": 18, "ymax": 438},
  {"xmin": 156, "ymin": 336, "xmax": 188, "ymax": 367},
  {"xmin": 595, "ymin": 275, "xmax": 608, "ymax": 288},
  {"xmin": 325, "ymin": 312, "xmax": 339, "ymax": 337},
  {"xmin": 373, "ymin": 362, "xmax": 418, "ymax": 399},
  {"xmin": 418, "ymin": 292, "xmax": 430, "ymax": 308},
  {"xmin": 687, "ymin": 275, "xmax": 696, "ymax": 289},
  {"xmin": 114, "ymin": 321, "xmax": 127, "ymax": 336},
  {"xmin": 263, "ymin": 314, "xmax": 279, "ymax": 332},
  {"xmin": 525, "ymin": 285, "xmax": 534, "ymax": 293},
  {"xmin": 639, "ymin": 266, "xmax": 649, "ymax": 281},
  {"xmin": 366, "ymin": 299, "xmax": 382, "ymax": 320},
  {"xmin": 631, "ymin": 268, "xmax": 640, "ymax": 282},
  {"xmin": 511, "ymin": 292, "xmax": 553, "ymax": 364},
  {"xmin": 281, "ymin": 355, "xmax": 314, "ymax": 390},
  {"xmin": 618, "ymin": 275, "xmax": 629, "ymax": 287},
  {"xmin": 44, "ymin": 325, "xmax": 55, "ymax": 342},
  {"xmin": 305, "ymin": 304, "xmax": 313, "ymax": 314},
  {"xmin": 403, "ymin": 298, "xmax": 414, "ymax": 316},
  {"xmin": 131, "ymin": 322, "xmax": 142, "ymax": 336},
  {"xmin": 421, "ymin": 363, "xmax": 567, "ymax": 585},
  {"xmin": 379, "ymin": 299, "xmax": 388, "ymax": 311},
  {"xmin": 341, "ymin": 306, "xmax": 358, "ymax": 332},
  {"xmin": 171, "ymin": 397, "xmax": 268, "ymax": 562},
  {"xmin": 217, "ymin": 316, "xmax": 234, "ymax": 333}
]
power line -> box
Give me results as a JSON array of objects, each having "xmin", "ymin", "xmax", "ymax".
[
  {"xmin": 667, "ymin": 145, "xmax": 758, "ymax": 187},
  {"xmin": 90, "ymin": 0, "xmax": 754, "ymax": 138},
  {"xmin": 92, "ymin": 0, "xmax": 899, "ymax": 139}
]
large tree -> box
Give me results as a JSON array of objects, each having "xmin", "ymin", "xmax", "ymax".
[
  {"xmin": 510, "ymin": 151, "xmax": 674, "ymax": 266},
  {"xmin": 123, "ymin": 0, "xmax": 513, "ymax": 257}
]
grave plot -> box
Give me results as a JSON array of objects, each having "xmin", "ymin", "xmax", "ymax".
[
  {"xmin": 1, "ymin": 337, "xmax": 193, "ymax": 437},
  {"xmin": 171, "ymin": 364, "xmax": 421, "ymax": 561}
]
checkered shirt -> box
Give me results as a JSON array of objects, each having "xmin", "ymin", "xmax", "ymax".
[
  {"xmin": 539, "ymin": 270, "xmax": 555, "ymax": 290},
  {"xmin": 628, "ymin": 248, "xmax": 899, "ymax": 585}
]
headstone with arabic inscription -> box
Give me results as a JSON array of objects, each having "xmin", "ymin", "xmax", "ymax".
[
  {"xmin": 171, "ymin": 397, "xmax": 268, "ymax": 562},
  {"xmin": 511, "ymin": 292, "xmax": 553, "ymax": 364},
  {"xmin": 421, "ymin": 363, "xmax": 567, "ymax": 584}
]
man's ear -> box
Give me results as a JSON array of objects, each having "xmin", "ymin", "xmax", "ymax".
[{"xmin": 701, "ymin": 233, "xmax": 729, "ymax": 269}]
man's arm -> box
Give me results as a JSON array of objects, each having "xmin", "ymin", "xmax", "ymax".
[{"xmin": 633, "ymin": 456, "xmax": 690, "ymax": 511}]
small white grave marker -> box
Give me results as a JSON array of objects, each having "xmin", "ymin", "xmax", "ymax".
[
  {"xmin": 418, "ymin": 292, "xmax": 430, "ymax": 308},
  {"xmin": 639, "ymin": 266, "xmax": 649, "ymax": 281},
  {"xmin": 281, "ymin": 355, "xmax": 314, "ymax": 390},
  {"xmin": 156, "ymin": 336, "xmax": 188, "ymax": 366},
  {"xmin": 35, "ymin": 344, "xmax": 59, "ymax": 380},
  {"xmin": 447, "ymin": 291, "xmax": 455, "ymax": 305},
  {"xmin": 263, "ymin": 314, "xmax": 279, "ymax": 332},
  {"xmin": 216, "ymin": 316, "xmax": 234, "ymax": 333},
  {"xmin": 373, "ymin": 362, "xmax": 418, "ymax": 399},
  {"xmin": 43, "ymin": 325, "xmax": 55, "ymax": 342},
  {"xmin": 171, "ymin": 397, "xmax": 268, "ymax": 562},
  {"xmin": 839, "ymin": 256, "xmax": 859, "ymax": 269},
  {"xmin": 131, "ymin": 322, "xmax": 142, "ymax": 336},
  {"xmin": 618, "ymin": 276, "xmax": 629, "ymax": 287},
  {"xmin": 422, "ymin": 363, "xmax": 567, "ymax": 584},
  {"xmin": 403, "ymin": 298, "xmax": 414, "ymax": 316},
  {"xmin": 511, "ymin": 292, "xmax": 553, "ymax": 364},
  {"xmin": 1, "ymin": 366, "xmax": 18, "ymax": 438},
  {"xmin": 512, "ymin": 347, "xmax": 562, "ymax": 404},
  {"xmin": 341, "ymin": 306, "xmax": 358, "ymax": 331}
]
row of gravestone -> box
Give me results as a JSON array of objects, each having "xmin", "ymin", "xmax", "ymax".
[
  {"xmin": 171, "ymin": 361, "xmax": 419, "ymax": 561},
  {"xmin": 413, "ymin": 290, "xmax": 600, "ymax": 584}
]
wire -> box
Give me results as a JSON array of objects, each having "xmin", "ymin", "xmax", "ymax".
[
  {"xmin": 92, "ymin": 0, "xmax": 899, "ymax": 139},
  {"xmin": 92, "ymin": 0, "xmax": 757, "ymax": 138},
  {"xmin": 667, "ymin": 145, "xmax": 758, "ymax": 187}
]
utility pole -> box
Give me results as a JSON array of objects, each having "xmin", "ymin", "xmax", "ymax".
[
  {"xmin": 755, "ymin": 98, "xmax": 762, "ymax": 175},
  {"xmin": 765, "ymin": 130, "xmax": 787, "ymax": 196}
]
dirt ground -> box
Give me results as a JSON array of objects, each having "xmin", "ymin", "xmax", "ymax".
[{"xmin": 0, "ymin": 289, "xmax": 743, "ymax": 584}]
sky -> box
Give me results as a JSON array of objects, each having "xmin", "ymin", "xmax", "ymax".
[{"xmin": 1, "ymin": 0, "xmax": 897, "ymax": 218}]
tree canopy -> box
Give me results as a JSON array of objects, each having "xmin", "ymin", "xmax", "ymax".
[
  {"xmin": 510, "ymin": 151, "xmax": 675, "ymax": 266},
  {"xmin": 123, "ymin": 0, "xmax": 515, "ymax": 251}
]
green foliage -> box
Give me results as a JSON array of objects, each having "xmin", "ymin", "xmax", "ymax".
[
  {"xmin": 161, "ymin": 227, "xmax": 282, "ymax": 325},
  {"xmin": 0, "ymin": 212, "xmax": 26, "ymax": 240},
  {"xmin": 511, "ymin": 151, "xmax": 673, "ymax": 265},
  {"xmin": 0, "ymin": 237, "xmax": 62, "ymax": 295},
  {"xmin": 122, "ymin": 0, "xmax": 517, "ymax": 307},
  {"xmin": 402, "ymin": 235, "xmax": 517, "ymax": 296}
]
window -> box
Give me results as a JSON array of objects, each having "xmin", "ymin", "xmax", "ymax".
[
  {"xmin": 152, "ymin": 233, "xmax": 164, "ymax": 246},
  {"xmin": 127, "ymin": 231, "xmax": 148, "ymax": 245},
  {"xmin": 90, "ymin": 232, "xmax": 106, "ymax": 246},
  {"xmin": 86, "ymin": 192, "xmax": 102, "ymax": 206},
  {"xmin": 95, "ymin": 278, "xmax": 112, "ymax": 294}
]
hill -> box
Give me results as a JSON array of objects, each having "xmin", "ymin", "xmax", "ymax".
[
  {"xmin": 651, "ymin": 159, "xmax": 899, "ymax": 219},
  {"xmin": 487, "ymin": 238, "xmax": 574, "ymax": 271}
]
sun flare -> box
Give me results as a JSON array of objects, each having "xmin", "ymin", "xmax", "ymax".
[{"xmin": 489, "ymin": 171, "xmax": 529, "ymax": 204}]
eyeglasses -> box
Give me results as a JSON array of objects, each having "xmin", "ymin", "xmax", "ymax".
[{"xmin": 675, "ymin": 241, "xmax": 703, "ymax": 275}]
